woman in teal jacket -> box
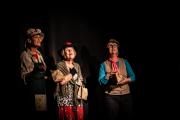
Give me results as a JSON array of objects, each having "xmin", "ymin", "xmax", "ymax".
[{"xmin": 98, "ymin": 38, "xmax": 135, "ymax": 120}]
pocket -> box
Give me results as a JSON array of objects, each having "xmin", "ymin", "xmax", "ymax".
[{"xmin": 34, "ymin": 94, "xmax": 47, "ymax": 111}]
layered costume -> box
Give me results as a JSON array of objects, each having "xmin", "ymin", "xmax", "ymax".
[
  {"xmin": 98, "ymin": 39, "xmax": 135, "ymax": 120},
  {"xmin": 21, "ymin": 48, "xmax": 47, "ymax": 111},
  {"xmin": 51, "ymin": 41, "xmax": 87, "ymax": 120}
]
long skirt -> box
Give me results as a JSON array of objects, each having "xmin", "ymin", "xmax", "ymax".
[{"xmin": 58, "ymin": 105, "xmax": 84, "ymax": 120}]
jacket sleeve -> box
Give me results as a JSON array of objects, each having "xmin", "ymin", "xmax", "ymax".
[
  {"xmin": 20, "ymin": 51, "xmax": 34, "ymax": 84},
  {"xmin": 98, "ymin": 63, "xmax": 108, "ymax": 85},
  {"xmin": 124, "ymin": 59, "xmax": 136, "ymax": 82}
]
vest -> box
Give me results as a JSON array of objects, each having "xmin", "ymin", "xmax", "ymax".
[{"xmin": 104, "ymin": 58, "xmax": 130, "ymax": 95}]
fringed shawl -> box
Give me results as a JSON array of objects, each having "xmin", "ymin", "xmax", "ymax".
[{"xmin": 55, "ymin": 60, "xmax": 83, "ymax": 105}]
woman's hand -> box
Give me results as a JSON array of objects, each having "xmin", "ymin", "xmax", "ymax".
[
  {"xmin": 118, "ymin": 77, "xmax": 131, "ymax": 85},
  {"xmin": 106, "ymin": 72, "xmax": 117, "ymax": 80},
  {"xmin": 60, "ymin": 74, "xmax": 72, "ymax": 85}
]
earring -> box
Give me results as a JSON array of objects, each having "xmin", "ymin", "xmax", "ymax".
[{"xmin": 27, "ymin": 39, "xmax": 31, "ymax": 43}]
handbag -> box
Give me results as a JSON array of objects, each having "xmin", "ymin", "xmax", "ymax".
[{"xmin": 77, "ymin": 86, "xmax": 88, "ymax": 100}]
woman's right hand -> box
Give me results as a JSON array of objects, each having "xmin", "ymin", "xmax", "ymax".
[{"xmin": 106, "ymin": 72, "xmax": 116, "ymax": 80}]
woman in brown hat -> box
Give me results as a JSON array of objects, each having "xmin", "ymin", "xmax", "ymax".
[
  {"xmin": 98, "ymin": 38, "xmax": 136, "ymax": 120},
  {"xmin": 20, "ymin": 28, "xmax": 47, "ymax": 118},
  {"xmin": 51, "ymin": 41, "xmax": 86, "ymax": 120}
]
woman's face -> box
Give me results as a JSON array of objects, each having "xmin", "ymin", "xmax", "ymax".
[
  {"xmin": 64, "ymin": 47, "xmax": 76, "ymax": 60},
  {"xmin": 31, "ymin": 34, "xmax": 43, "ymax": 47},
  {"xmin": 107, "ymin": 42, "xmax": 119, "ymax": 55}
]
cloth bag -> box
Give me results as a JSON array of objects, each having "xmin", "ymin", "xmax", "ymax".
[{"xmin": 77, "ymin": 86, "xmax": 88, "ymax": 100}]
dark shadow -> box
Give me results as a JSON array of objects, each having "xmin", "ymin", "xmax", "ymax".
[
  {"xmin": 80, "ymin": 45, "xmax": 105, "ymax": 120},
  {"xmin": 44, "ymin": 51, "xmax": 58, "ymax": 120}
]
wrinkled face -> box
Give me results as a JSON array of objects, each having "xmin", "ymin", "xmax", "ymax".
[
  {"xmin": 107, "ymin": 42, "xmax": 119, "ymax": 55},
  {"xmin": 31, "ymin": 34, "xmax": 43, "ymax": 47},
  {"xmin": 64, "ymin": 47, "xmax": 76, "ymax": 60}
]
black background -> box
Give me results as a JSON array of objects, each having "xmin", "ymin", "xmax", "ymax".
[{"xmin": 1, "ymin": 2, "xmax": 179, "ymax": 120}]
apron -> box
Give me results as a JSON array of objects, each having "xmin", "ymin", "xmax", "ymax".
[{"xmin": 28, "ymin": 62, "xmax": 47, "ymax": 111}]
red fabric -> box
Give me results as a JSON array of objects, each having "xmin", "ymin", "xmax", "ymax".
[
  {"xmin": 65, "ymin": 41, "xmax": 72, "ymax": 46},
  {"xmin": 109, "ymin": 56, "xmax": 119, "ymax": 72},
  {"xmin": 77, "ymin": 106, "xmax": 84, "ymax": 120},
  {"xmin": 58, "ymin": 106, "xmax": 84, "ymax": 120},
  {"xmin": 33, "ymin": 51, "xmax": 39, "ymax": 60},
  {"xmin": 58, "ymin": 106, "xmax": 65, "ymax": 120}
]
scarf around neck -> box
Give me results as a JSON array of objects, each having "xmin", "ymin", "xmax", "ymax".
[{"xmin": 109, "ymin": 56, "xmax": 118, "ymax": 72}]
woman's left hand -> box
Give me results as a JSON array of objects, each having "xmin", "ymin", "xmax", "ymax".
[{"xmin": 118, "ymin": 77, "xmax": 131, "ymax": 85}]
